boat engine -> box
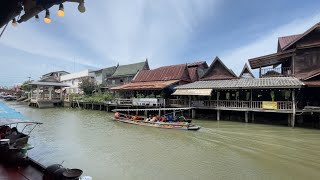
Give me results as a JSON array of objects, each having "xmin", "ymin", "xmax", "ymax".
[{"xmin": 43, "ymin": 164, "xmax": 84, "ymax": 180}]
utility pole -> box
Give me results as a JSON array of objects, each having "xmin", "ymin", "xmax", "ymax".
[{"xmin": 27, "ymin": 74, "xmax": 31, "ymax": 82}]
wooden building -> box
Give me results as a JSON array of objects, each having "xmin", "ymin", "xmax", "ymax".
[
  {"xmin": 29, "ymin": 77, "xmax": 69, "ymax": 108},
  {"xmin": 105, "ymin": 60, "xmax": 149, "ymax": 89},
  {"xmin": 248, "ymin": 23, "xmax": 320, "ymax": 108},
  {"xmin": 110, "ymin": 63, "xmax": 192, "ymax": 99},
  {"xmin": 170, "ymin": 57, "xmax": 306, "ymax": 127}
]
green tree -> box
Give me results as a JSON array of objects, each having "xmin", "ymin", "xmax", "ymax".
[
  {"xmin": 79, "ymin": 77, "xmax": 96, "ymax": 95},
  {"xmin": 21, "ymin": 81, "xmax": 32, "ymax": 92}
]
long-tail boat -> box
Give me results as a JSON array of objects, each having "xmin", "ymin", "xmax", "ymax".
[{"xmin": 112, "ymin": 107, "xmax": 201, "ymax": 131}]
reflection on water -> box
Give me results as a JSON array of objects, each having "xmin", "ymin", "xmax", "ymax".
[{"xmin": 5, "ymin": 101, "xmax": 320, "ymax": 180}]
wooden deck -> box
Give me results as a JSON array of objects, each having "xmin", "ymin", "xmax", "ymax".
[
  {"xmin": 169, "ymin": 99, "xmax": 294, "ymax": 113},
  {"xmin": 0, "ymin": 161, "xmax": 43, "ymax": 180}
]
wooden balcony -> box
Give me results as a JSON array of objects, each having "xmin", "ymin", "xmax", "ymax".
[
  {"xmin": 260, "ymin": 67, "xmax": 292, "ymax": 78},
  {"xmin": 169, "ymin": 99, "xmax": 293, "ymax": 112}
]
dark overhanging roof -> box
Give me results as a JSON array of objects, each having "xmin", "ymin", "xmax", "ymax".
[
  {"xmin": 175, "ymin": 77, "xmax": 304, "ymax": 90},
  {"xmin": 248, "ymin": 49, "xmax": 295, "ymax": 69}
]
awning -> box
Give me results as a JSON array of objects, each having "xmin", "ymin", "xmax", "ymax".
[{"xmin": 172, "ymin": 89, "xmax": 213, "ymax": 96}]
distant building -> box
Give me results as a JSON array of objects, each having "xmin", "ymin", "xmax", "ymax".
[
  {"xmin": 105, "ymin": 60, "xmax": 150, "ymax": 89},
  {"xmin": 91, "ymin": 66, "xmax": 117, "ymax": 86},
  {"xmin": 111, "ymin": 63, "xmax": 192, "ymax": 98},
  {"xmin": 41, "ymin": 71, "xmax": 70, "ymax": 81},
  {"xmin": 239, "ymin": 63, "xmax": 255, "ymax": 78},
  {"xmin": 60, "ymin": 70, "xmax": 95, "ymax": 94}
]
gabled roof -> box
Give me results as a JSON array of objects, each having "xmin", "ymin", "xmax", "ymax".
[
  {"xmin": 239, "ymin": 63, "xmax": 255, "ymax": 78},
  {"xmin": 111, "ymin": 60, "xmax": 149, "ymax": 77},
  {"xmin": 187, "ymin": 67, "xmax": 198, "ymax": 82},
  {"xmin": 133, "ymin": 64, "xmax": 191, "ymax": 82},
  {"xmin": 282, "ymin": 22, "xmax": 320, "ymax": 51},
  {"xmin": 104, "ymin": 66, "xmax": 118, "ymax": 76},
  {"xmin": 41, "ymin": 71, "xmax": 70, "ymax": 78},
  {"xmin": 175, "ymin": 77, "xmax": 303, "ymax": 90},
  {"xmin": 200, "ymin": 57, "xmax": 237, "ymax": 81},
  {"xmin": 278, "ymin": 34, "xmax": 301, "ymax": 51}
]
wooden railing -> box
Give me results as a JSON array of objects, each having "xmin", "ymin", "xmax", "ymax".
[
  {"xmin": 169, "ymin": 99, "xmax": 293, "ymax": 111},
  {"xmin": 260, "ymin": 67, "xmax": 292, "ymax": 77},
  {"xmin": 168, "ymin": 99, "xmax": 189, "ymax": 106}
]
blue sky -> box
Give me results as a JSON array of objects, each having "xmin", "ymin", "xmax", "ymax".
[{"xmin": 1, "ymin": 0, "xmax": 320, "ymax": 86}]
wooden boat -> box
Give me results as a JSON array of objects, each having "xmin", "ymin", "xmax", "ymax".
[
  {"xmin": 112, "ymin": 108, "xmax": 201, "ymax": 131},
  {"xmin": 0, "ymin": 118, "xmax": 42, "ymax": 163}
]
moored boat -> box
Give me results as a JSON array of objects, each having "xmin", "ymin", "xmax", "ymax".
[{"xmin": 112, "ymin": 108, "xmax": 201, "ymax": 131}]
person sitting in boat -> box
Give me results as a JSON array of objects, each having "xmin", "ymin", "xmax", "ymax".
[
  {"xmin": 151, "ymin": 116, "xmax": 157, "ymax": 122},
  {"xmin": 159, "ymin": 116, "xmax": 166, "ymax": 122},
  {"xmin": 166, "ymin": 114, "xmax": 174, "ymax": 122},
  {"xmin": 114, "ymin": 112, "xmax": 120, "ymax": 119}
]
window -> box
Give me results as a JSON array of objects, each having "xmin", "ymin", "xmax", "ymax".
[{"xmin": 112, "ymin": 80, "xmax": 115, "ymax": 85}]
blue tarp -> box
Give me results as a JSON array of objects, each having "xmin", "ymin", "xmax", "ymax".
[{"xmin": 0, "ymin": 101, "xmax": 24, "ymax": 119}]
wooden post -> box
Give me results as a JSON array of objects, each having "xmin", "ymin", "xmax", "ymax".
[
  {"xmin": 192, "ymin": 109, "xmax": 196, "ymax": 119},
  {"xmin": 251, "ymin": 112, "xmax": 255, "ymax": 123},
  {"xmin": 48, "ymin": 87, "xmax": 53, "ymax": 100},
  {"xmin": 292, "ymin": 55, "xmax": 295, "ymax": 76},
  {"xmin": 36, "ymin": 85, "xmax": 40, "ymax": 100},
  {"xmin": 291, "ymin": 90, "xmax": 296, "ymax": 128},
  {"xmin": 173, "ymin": 110, "xmax": 176, "ymax": 118},
  {"xmin": 259, "ymin": 67, "xmax": 262, "ymax": 78},
  {"xmin": 245, "ymin": 111, "xmax": 249, "ymax": 123},
  {"xmin": 288, "ymin": 114, "xmax": 291, "ymax": 127},
  {"xmin": 217, "ymin": 110, "xmax": 220, "ymax": 121},
  {"xmin": 250, "ymin": 89, "xmax": 253, "ymax": 109},
  {"xmin": 217, "ymin": 91, "xmax": 220, "ymax": 106}
]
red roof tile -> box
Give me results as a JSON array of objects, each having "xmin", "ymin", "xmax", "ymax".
[
  {"xmin": 110, "ymin": 80, "xmax": 179, "ymax": 90},
  {"xmin": 278, "ymin": 34, "xmax": 301, "ymax": 50},
  {"xmin": 133, "ymin": 64, "xmax": 190, "ymax": 82}
]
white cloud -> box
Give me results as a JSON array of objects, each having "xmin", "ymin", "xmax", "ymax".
[{"xmin": 220, "ymin": 13, "xmax": 320, "ymax": 75}]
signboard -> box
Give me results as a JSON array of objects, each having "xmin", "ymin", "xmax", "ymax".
[{"xmin": 262, "ymin": 101, "xmax": 278, "ymax": 110}]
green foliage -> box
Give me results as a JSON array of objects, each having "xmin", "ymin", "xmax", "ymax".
[
  {"xmin": 72, "ymin": 92, "xmax": 115, "ymax": 103},
  {"xmin": 21, "ymin": 81, "xmax": 32, "ymax": 92},
  {"xmin": 79, "ymin": 77, "xmax": 96, "ymax": 95}
]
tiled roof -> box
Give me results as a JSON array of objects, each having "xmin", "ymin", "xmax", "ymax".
[
  {"xmin": 175, "ymin": 77, "xmax": 304, "ymax": 89},
  {"xmin": 133, "ymin": 64, "xmax": 190, "ymax": 82},
  {"xmin": 112, "ymin": 61, "xmax": 148, "ymax": 77},
  {"xmin": 103, "ymin": 66, "xmax": 117, "ymax": 76},
  {"xmin": 110, "ymin": 80, "xmax": 179, "ymax": 90},
  {"xmin": 295, "ymin": 68, "xmax": 320, "ymax": 80},
  {"xmin": 278, "ymin": 34, "xmax": 301, "ymax": 50}
]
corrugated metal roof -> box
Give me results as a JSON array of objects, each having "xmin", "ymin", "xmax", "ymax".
[
  {"xmin": 278, "ymin": 34, "xmax": 301, "ymax": 50},
  {"xmin": 110, "ymin": 80, "xmax": 179, "ymax": 90},
  {"xmin": 133, "ymin": 64, "xmax": 190, "ymax": 82},
  {"xmin": 175, "ymin": 77, "xmax": 304, "ymax": 89},
  {"xmin": 112, "ymin": 61, "xmax": 148, "ymax": 77},
  {"xmin": 187, "ymin": 61, "xmax": 208, "ymax": 68}
]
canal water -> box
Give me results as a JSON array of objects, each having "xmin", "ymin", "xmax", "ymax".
[{"xmin": 5, "ymin": 101, "xmax": 320, "ymax": 180}]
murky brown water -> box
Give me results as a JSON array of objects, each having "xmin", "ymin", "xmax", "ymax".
[{"xmin": 5, "ymin": 101, "xmax": 320, "ymax": 180}]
